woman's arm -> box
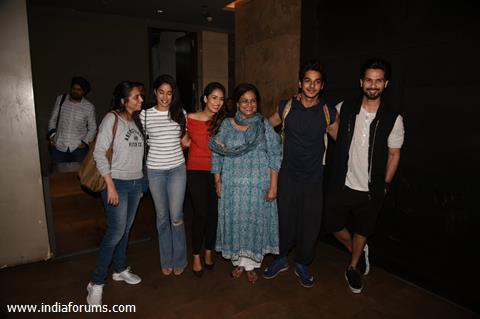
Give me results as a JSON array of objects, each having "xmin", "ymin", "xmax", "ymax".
[
  {"xmin": 93, "ymin": 113, "xmax": 119, "ymax": 205},
  {"xmin": 181, "ymin": 133, "xmax": 191, "ymax": 148},
  {"xmin": 104, "ymin": 174, "xmax": 119, "ymax": 206},
  {"xmin": 214, "ymin": 173, "xmax": 222, "ymax": 197},
  {"xmin": 265, "ymin": 169, "xmax": 278, "ymax": 201}
]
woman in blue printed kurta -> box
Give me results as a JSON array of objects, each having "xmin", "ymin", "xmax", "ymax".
[{"xmin": 209, "ymin": 83, "xmax": 282, "ymax": 284}]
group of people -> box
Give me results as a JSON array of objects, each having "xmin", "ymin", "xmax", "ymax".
[{"xmin": 47, "ymin": 57, "xmax": 404, "ymax": 306}]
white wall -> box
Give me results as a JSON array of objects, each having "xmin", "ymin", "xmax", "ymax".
[{"xmin": 0, "ymin": 0, "xmax": 51, "ymax": 267}]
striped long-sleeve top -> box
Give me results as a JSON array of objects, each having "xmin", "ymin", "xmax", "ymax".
[
  {"xmin": 140, "ymin": 107, "xmax": 185, "ymax": 170},
  {"xmin": 47, "ymin": 95, "xmax": 97, "ymax": 152}
]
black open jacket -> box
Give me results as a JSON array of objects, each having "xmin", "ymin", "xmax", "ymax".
[{"xmin": 326, "ymin": 97, "xmax": 400, "ymax": 203}]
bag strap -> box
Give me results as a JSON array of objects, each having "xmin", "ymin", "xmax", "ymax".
[
  {"xmin": 280, "ymin": 99, "xmax": 292, "ymax": 143},
  {"xmin": 143, "ymin": 108, "xmax": 148, "ymax": 139},
  {"xmin": 54, "ymin": 94, "xmax": 67, "ymax": 130},
  {"xmin": 143, "ymin": 109, "xmax": 149, "ymax": 163},
  {"xmin": 110, "ymin": 111, "xmax": 119, "ymax": 149},
  {"xmin": 322, "ymin": 104, "xmax": 331, "ymax": 165}
]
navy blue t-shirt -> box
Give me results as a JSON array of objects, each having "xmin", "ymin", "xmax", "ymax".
[{"xmin": 279, "ymin": 98, "xmax": 335, "ymax": 182}]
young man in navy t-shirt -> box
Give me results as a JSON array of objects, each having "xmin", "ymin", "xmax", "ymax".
[{"xmin": 264, "ymin": 60, "xmax": 338, "ymax": 288}]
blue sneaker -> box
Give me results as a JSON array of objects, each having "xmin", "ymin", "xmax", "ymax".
[
  {"xmin": 294, "ymin": 263, "xmax": 314, "ymax": 288},
  {"xmin": 263, "ymin": 256, "xmax": 289, "ymax": 279}
]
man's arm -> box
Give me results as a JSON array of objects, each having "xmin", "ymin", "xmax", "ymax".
[
  {"xmin": 269, "ymin": 109, "xmax": 282, "ymax": 128},
  {"xmin": 385, "ymin": 115, "xmax": 405, "ymax": 189},
  {"xmin": 327, "ymin": 110, "xmax": 340, "ymax": 141},
  {"xmin": 385, "ymin": 147, "xmax": 401, "ymax": 185}
]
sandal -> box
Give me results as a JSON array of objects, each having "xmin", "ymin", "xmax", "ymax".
[
  {"xmin": 247, "ymin": 270, "xmax": 258, "ymax": 284},
  {"xmin": 231, "ymin": 266, "xmax": 245, "ymax": 279},
  {"xmin": 162, "ymin": 268, "xmax": 172, "ymax": 276},
  {"xmin": 173, "ymin": 268, "xmax": 184, "ymax": 276}
]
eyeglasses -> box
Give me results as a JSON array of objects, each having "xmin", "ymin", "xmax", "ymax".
[{"xmin": 239, "ymin": 99, "xmax": 257, "ymax": 105}]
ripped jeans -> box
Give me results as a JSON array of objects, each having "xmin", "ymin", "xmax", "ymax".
[{"xmin": 148, "ymin": 164, "xmax": 187, "ymax": 269}]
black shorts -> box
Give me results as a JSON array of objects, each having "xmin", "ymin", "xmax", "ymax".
[{"xmin": 324, "ymin": 186, "xmax": 383, "ymax": 237}]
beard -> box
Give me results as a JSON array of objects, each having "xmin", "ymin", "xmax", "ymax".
[
  {"xmin": 70, "ymin": 92, "xmax": 83, "ymax": 101},
  {"xmin": 363, "ymin": 89, "xmax": 382, "ymax": 100}
]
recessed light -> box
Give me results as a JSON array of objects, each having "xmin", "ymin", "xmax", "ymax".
[
  {"xmin": 156, "ymin": 9, "xmax": 164, "ymax": 14},
  {"xmin": 223, "ymin": 0, "xmax": 242, "ymax": 12}
]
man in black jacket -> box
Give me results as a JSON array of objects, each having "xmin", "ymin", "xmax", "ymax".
[{"xmin": 324, "ymin": 58, "xmax": 404, "ymax": 293}]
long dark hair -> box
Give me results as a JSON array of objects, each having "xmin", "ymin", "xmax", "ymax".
[
  {"xmin": 153, "ymin": 74, "xmax": 186, "ymax": 137},
  {"xmin": 201, "ymin": 82, "xmax": 227, "ymax": 136},
  {"xmin": 111, "ymin": 81, "xmax": 144, "ymax": 139}
]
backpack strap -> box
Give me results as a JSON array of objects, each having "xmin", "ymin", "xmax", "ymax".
[
  {"xmin": 280, "ymin": 99, "xmax": 293, "ymax": 143},
  {"xmin": 322, "ymin": 104, "xmax": 331, "ymax": 165},
  {"xmin": 280, "ymin": 100, "xmax": 331, "ymax": 165}
]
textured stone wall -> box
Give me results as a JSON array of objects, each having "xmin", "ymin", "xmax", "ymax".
[
  {"xmin": 199, "ymin": 31, "xmax": 229, "ymax": 107},
  {"xmin": 235, "ymin": 0, "xmax": 301, "ymax": 116}
]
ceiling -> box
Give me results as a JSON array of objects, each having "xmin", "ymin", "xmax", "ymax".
[{"xmin": 28, "ymin": 0, "xmax": 235, "ymax": 31}]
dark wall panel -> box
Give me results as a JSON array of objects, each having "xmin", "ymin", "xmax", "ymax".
[{"xmin": 302, "ymin": 0, "xmax": 480, "ymax": 312}]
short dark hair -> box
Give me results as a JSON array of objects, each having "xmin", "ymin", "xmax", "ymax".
[
  {"xmin": 71, "ymin": 76, "xmax": 91, "ymax": 95},
  {"xmin": 299, "ymin": 59, "xmax": 326, "ymax": 83},
  {"xmin": 233, "ymin": 83, "xmax": 261, "ymax": 114},
  {"xmin": 360, "ymin": 58, "xmax": 392, "ymax": 80}
]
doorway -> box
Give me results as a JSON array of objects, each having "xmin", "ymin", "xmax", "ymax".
[{"xmin": 149, "ymin": 29, "xmax": 198, "ymax": 112}]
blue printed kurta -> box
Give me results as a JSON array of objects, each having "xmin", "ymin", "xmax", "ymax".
[{"xmin": 211, "ymin": 117, "xmax": 282, "ymax": 262}]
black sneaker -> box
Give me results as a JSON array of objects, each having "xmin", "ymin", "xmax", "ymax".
[
  {"xmin": 345, "ymin": 266, "xmax": 363, "ymax": 293},
  {"xmin": 357, "ymin": 244, "xmax": 370, "ymax": 276}
]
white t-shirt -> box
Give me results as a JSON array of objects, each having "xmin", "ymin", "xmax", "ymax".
[
  {"xmin": 336, "ymin": 102, "xmax": 404, "ymax": 191},
  {"xmin": 140, "ymin": 107, "xmax": 185, "ymax": 170}
]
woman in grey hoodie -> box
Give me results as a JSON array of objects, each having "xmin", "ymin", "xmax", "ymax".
[{"xmin": 86, "ymin": 81, "xmax": 145, "ymax": 306}]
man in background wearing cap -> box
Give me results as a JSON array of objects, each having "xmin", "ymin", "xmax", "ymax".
[{"xmin": 47, "ymin": 76, "xmax": 97, "ymax": 164}]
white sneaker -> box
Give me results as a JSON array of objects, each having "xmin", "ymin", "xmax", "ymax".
[
  {"xmin": 112, "ymin": 267, "xmax": 142, "ymax": 284},
  {"xmin": 86, "ymin": 282, "xmax": 103, "ymax": 305}
]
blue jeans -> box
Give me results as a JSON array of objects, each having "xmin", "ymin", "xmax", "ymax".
[
  {"xmin": 92, "ymin": 179, "xmax": 143, "ymax": 284},
  {"xmin": 148, "ymin": 164, "xmax": 187, "ymax": 269}
]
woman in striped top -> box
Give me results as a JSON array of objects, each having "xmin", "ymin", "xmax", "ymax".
[
  {"xmin": 184, "ymin": 82, "xmax": 226, "ymax": 278},
  {"xmin": 140, "ymin": 75, "xmax": 188, "ymax": 276}
]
